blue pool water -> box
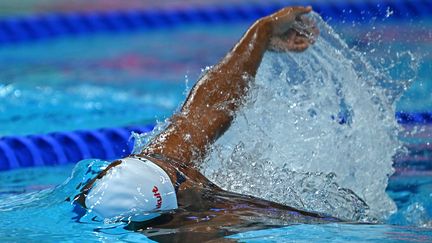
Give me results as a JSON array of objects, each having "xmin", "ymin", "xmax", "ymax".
[{"xmin": 0, "ymin": 11, "xmax": 431, "ymax": 242}]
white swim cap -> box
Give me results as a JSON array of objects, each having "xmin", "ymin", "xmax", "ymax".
[{"xmin": 85, "ymin": 157, "xmax": 178, "ymax": 222}]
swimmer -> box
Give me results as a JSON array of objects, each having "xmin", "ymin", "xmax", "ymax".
[{"xmin": 74, "ymin": 6, "xmax": 329, "ymax": 241}]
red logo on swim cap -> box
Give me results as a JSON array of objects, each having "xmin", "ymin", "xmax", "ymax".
[{"xmin": 152, "ymin": 186, "xmax": 162, "ymax": 209}]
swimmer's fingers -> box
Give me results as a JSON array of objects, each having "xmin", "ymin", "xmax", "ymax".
[
  {"xmin": 269, "ymin": 6, "xmax": 312, "ymax": 35},
  {"xmin": 293, "ymin": 16, "xmax": 319, "ymax": 44},
  {"xmin": 272, "ymin": 6, "xmax": 312, "ymax": 20},
  {"xmin": 268, "ymin": 28, "xmax": 311, "ymax": 53},
  {"xmin": 268, "ymin": 37, "xmax": 309, "ymax": 53},
  {"xmin": 291, "ymin": 36, "xmax": 310, "ymax": 52}
]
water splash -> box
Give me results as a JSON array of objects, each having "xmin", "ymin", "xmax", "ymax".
[
  {"xmin": 199, "ymin": 13, "xmax": 412, "ymax": 221},
  {"xmin": 132, "ymin": 119, "xmax": 170, "ymax": 154}
]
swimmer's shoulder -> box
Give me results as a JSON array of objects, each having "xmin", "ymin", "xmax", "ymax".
[{"xmin": 139, "ymin": 153, "xmax": 221, "ymax": 191}]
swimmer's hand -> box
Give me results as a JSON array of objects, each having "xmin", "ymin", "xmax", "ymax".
[{"xmin": 263, "ymin": 6, "xmax": 319, "ymax": 53}]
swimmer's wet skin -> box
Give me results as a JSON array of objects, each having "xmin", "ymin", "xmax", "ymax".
[{"xmin": 73, "ymin": 6, "xmax": 332, "ymax": 242}]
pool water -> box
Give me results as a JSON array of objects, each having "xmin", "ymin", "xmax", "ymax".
[
  {"xmin": 0, "ymin": 24, "xmax": 246, "ymax": 136},
  {"xmin": 0, "ymin": 11, "xmax": 431, "ymax": 243}
]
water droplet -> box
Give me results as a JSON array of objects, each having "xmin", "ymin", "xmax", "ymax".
[{"xmin": 385, "ymin": 7, "xmax": 394, "ymax": 18}]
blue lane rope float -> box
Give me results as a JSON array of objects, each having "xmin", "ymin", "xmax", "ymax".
[
  {"xmin": 396, "ymin": 112, "xmax": 432, "ymax": 125},
  {"xmin": 0, "ymin": 0, "xmax": 431, "ymax": 45},
  {"xmin": 0, "ymin": 125, "xmax": 154, "ymax": 171},
  {"xmin": 0, "ymin": 112, "xmax": 431, "ymax": 171}
]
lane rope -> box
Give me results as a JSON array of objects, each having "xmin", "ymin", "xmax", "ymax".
[{"xmin": 0, "ymin": 0, "xmax": 430, "ymax": 45}]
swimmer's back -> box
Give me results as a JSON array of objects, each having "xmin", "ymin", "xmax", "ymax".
[{"xmin": 127, "ymin": 188, "xmax": 340, "ymax": 241}]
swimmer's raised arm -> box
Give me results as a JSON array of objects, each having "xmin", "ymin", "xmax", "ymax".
[
  {"xmin": 141, "ymin": 6, "xmax": 318, "ymax": 166},
  {"xmin": 74, "ymin": 6, "xmax": 321, "ymax": 227}
]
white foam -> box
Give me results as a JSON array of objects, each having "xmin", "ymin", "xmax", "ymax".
[{"xmin": 200, "ymin": 13, "xmax": 406, "ymax": 221}]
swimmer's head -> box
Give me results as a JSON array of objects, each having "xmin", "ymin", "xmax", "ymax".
[{"xmin": 84, "ymin": 157, "xmax": 177, "ymax": 222}]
